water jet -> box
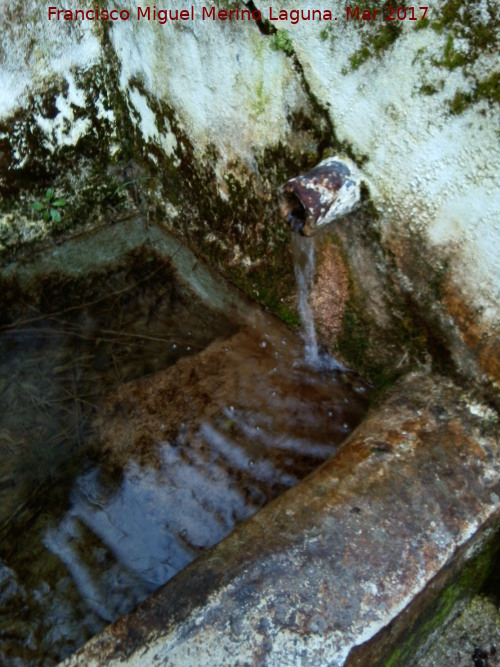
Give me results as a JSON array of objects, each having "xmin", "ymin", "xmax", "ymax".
[{"xmin": 282, "ymin": 157, "xmax": 362, "ymax": 370}]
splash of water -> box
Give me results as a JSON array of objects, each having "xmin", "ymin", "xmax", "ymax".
[{"xmin": 291, "ymin": 233, "xmax": 320, "ymax": 367}]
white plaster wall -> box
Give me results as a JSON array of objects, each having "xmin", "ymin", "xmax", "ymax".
[
  {"xmin": 0, "ymin": 1, "xmax": 101, "ymax": 118},
  {"xmin": 110, "ymin": 0, "xmax": 306, "ymax": 166},
  {"xmin": 0, "ymin": 1, "xmax": 309, "ymax": 175},
  {"xmin": 258, "ymin": 0, "xmax": 500, "ymax": 329},
  {"xmin": 0, "ymin": 0, "xmax": 308, "ymax": 250}
]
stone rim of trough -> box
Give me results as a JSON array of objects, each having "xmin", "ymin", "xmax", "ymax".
[{"xmin": 60, "ymin": 370, "xmax": 500, "ymax": 667}]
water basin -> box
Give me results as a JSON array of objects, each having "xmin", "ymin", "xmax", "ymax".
[{"xmin": 0, "ymin": 218, "xmax": 371, "ymax": 666}]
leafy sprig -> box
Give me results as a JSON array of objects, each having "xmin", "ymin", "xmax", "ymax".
[{"xmin": 31, "ymin": 189, "xmax": 66, "ymax": 223}]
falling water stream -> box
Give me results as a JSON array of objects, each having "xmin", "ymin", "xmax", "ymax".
[
  {"xmin": 0, "ymin": 222, "xmax": 371, "ymax": 666},
  {"xmin": 291, "ymin": 232, "xmax": 346, "ymax": 372},
  {"xmin": 292, "ymin": 233, "xmax": 319, "ymax": 366}
]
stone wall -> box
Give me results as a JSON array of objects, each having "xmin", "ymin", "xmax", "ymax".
[{"xmin": 1, "ymin": 0, "xmax": 499, "ymax": 393}]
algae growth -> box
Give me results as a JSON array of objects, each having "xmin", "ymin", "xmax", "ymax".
[{"xmin": 342, "ymin": 0, "xmax": 499, "ymax": 113}]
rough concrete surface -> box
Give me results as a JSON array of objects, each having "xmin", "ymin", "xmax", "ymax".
[{"xmin": 416, "ymin": 595, "xmax": 500, "ymax": 667}]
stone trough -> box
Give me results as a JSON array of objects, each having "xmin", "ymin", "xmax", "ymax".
[
  {"xmin": 1, "ymin": 219, "xmax": 487, "ymax": 667},
  {"xmin": 1, "ymin": 1, "xmax": 499, "ymax": 663},
  {"xmin": 61, "ymin": 368, "xmax": 499, "ymax": 667}
]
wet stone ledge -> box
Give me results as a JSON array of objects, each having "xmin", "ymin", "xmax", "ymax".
[{"xmin": 62, "ymin": 371, "xmax": 500, "ymax": 667}]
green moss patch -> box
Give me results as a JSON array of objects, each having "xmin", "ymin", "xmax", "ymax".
[
  {"xmin": 430, "ymin": 0, "xmax": 500, "ymax": 112},
  {"xmin": 340, "ymin": 0, "xmax": 499, "ymax": 114},
  {"xmin": 450, "ymin": 71, "xmax": 500, "ymax": 114},
  {"xmin": 343, "ymin": 1, "xmax": 406, "ymax": 72},
  {"xmin": 377, "ymin": 522, "xmax": 500, "ymax": 666}
]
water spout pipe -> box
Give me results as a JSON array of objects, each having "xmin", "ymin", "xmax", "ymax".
[{"xmin": 279, "ymin": 156, "xmax": 361, "ymax": 236}]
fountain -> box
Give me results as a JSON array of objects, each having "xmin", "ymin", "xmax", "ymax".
[{"xmin": 283, "ymin": 156, "xmax": 362, "ymax": 370}]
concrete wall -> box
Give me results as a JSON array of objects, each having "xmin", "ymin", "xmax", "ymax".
[{"xmin": 1, "ymin": 0, "xmax": 499, "ymax": 389}]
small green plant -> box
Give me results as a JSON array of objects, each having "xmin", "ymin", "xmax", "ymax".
[
  {"xmin": 270, "ymin": 30, "xmax": 294, "ymax": 55},
  {"xmin": 31, "ymin": 189, "xmax": 66, "ymax": 223}
]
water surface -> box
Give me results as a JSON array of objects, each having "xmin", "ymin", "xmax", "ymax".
[{"xmin": 0, "ymin": 230, "xmax": 371, "ymax": 666}]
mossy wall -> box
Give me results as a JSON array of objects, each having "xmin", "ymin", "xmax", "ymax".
[
  {"xmin": 1, "ymin": 0, "xmax": 499, "ymax": 396},
  {"xmin": 0, "ymin": 0, "xmax": 332, "ymax": 324}
]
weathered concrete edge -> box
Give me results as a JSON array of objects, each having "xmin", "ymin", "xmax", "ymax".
[
  {"xmin": 0, "ymin": 217, "xmax": 267, "ymax": 329},
  {"xmin": 347, "ymin": 517, "xmax": 500, "ymax": 667},
  {"xmin": 61, "ymin": 372, "xmax": 500, "ymax": 667}
]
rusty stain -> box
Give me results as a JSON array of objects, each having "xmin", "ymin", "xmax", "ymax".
[
  {"xmin": 383, "ymin": 233, "xmax": 500, "ymax": 388},
  {"xmin": 94, "ymin": 326, "xmax": 370, "ymax": 470},
  {"xmin": 443, "ymin": 281, "xmax": 500, "ymax": 385},
  {"xmin": 311, "ymin": 239, "xmax": 349, "ymax": 344}
]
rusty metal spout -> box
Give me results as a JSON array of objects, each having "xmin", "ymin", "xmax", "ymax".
[{"xmin": 279, "ymin": 156, "xmax": 361, "ymax": 236}]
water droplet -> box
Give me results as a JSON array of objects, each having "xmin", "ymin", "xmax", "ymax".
[
  {"xmin": 248, "ymin": 459, "xmax": 255, "ymax": 467},
  {"xmin": 186, "ymin": 346, "xmax": 191, "ymax": 351},
  {"xmin": 171, "ymin": 343, "xmax": 177, "ymax": 350},
  {"xmin": 159, "ymin": 423, "xmax": 166, "ymax": 431},
  {"xmin": 281, "ymin": 338, "xmax": 287, "ymax": 346},
  {"xmin": 272, "ymin": 391, "xmax": 277, "ymax": 397},
  {"xmin": 229, "ymin": 405, "xmax": 234, "ymax": 412},
  {"xmin": 180, "ymin": 529, "xmax": 187, "ymax": 538},
  {"xmin": 328, "ymin": 411, "xmax": 333, "ymax": 418},
  {"xmin": 342, "ymin": 422, "xmax": 349, "ymax": 431},
  {"xmin": 260, "ymin": 341, "xmax": 267, "ymax": 349}
]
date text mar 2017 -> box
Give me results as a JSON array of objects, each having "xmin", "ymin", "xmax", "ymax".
[{"xmin": 346, "ymin": 6, "xmax": 428, "ymax": 20}]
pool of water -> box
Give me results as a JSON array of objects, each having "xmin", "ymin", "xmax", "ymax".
[{"xmin": 0, "ymin": 220, "xmax": 371, "ymax": 665}]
